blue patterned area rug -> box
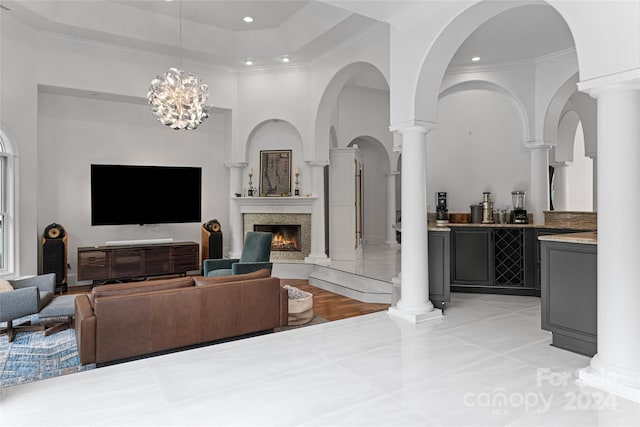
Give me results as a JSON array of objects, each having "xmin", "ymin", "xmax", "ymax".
[{"xmin": 0, "ymin": 315, "xmax": 95, "ymax": 388}]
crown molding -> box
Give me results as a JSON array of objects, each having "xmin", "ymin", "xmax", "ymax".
[
  {"xmin": 535, "ymin": 47, "xmax": 577, "ymax": 67},
  {"xmin": 447, "ymin": 48, "xmax": 577, "ymax": 75},
  {"xmin": 37, "ymin": 30, "xmax": 237, "ymax": 74}
]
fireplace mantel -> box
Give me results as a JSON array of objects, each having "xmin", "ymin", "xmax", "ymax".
[{"xmin": 232, "ymin": 196, "xmax": 318, "ymax": 214}]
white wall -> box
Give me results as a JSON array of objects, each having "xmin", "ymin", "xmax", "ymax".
[
  {"xmin": 234, "ymin": 69, "xmax": 311, "ymax": 162},
  {"xmin": 1, "ymin": 14, "xmax": 39, "ymax": 278},
  {"xmin": 38, "ymin": 92, "xmax": 229, "ymax": 284},
  {"xmin": 337, "ymin": 85, "xmax": 392, "ymax": 160},
  {"xmin": 428, "ymin": 88, "xmax": 530, "ymax": 213}
]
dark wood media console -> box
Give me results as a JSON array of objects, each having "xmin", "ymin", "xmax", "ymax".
[{"xmin": 77, "ymin": 241, "xmax": 199, "ymax": 283}]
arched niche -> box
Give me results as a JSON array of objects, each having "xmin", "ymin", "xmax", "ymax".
[
  {"xmin": 429, "ymin": 85, "xmax": 529, "ymax": 212},
  {"xmin": 244, "ymin": 119, "xmax": 306, "ymax": 195},
  {"xmin": 440, "ymin": 80, "xmax": 530, "ymax": 143}
]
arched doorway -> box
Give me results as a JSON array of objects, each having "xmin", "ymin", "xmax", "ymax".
[{"xmin": 315, "ymin": 62, "xmax": 391, "ymax": 259}]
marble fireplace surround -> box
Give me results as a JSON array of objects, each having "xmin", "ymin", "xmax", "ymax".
[
  {"xmin": 233, "ymin": 197, "xmax": 316, "ymax": 262},
  {"xmin": 244, "ymin": 213, "xmax": 310, "ymax": 261}
]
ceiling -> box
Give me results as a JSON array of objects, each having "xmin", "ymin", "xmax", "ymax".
[
  {"xmin": 3, "ymin": 1, "xmax": 575, "ymax": 83},
  {"xmin": 449, "ymin": 5, "xmax": 575, "ymax": 67},
  {"xmin": 113, "ymin": 1, "xmax": 312, "ymax": 32}
]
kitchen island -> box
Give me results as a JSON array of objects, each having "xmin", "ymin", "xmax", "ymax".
[{"xmin": 539, "ymin": 231, "xmax": 597, "ymax": 356}]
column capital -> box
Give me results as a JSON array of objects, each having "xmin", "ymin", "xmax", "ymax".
[
  {"xmin": 524, "ymin": 140, "xmax": 555, "ymax": 150},
  {"xmin": 225, "ymin": 162, "xmax": 248, "ymax": 169},
  {"xmin": 550, "ymin": 161, "xmax": 569, "ymax": 168},
  {"xmin": 305, "ymin": 160, "xmax": 329, "ymax": 168},
  {"xmin": 389, "ymin": 119, "xmax": 437, "ymax": 134},
  {"xmin": 578, "ymin": 68, "xmax": 640, "ymax": 97}
]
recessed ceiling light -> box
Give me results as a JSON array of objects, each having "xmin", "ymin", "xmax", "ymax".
[
  {"xmin": 281, "ymin": 56, "xmax": 291, "ymax": 63},
  {"xmin": 244, "ymin": 59, "xmax": 254, "ymax": 66},
  {"xmin": 243, "ymin": 16, "xmax": 254, "ymax": 23},
  {"xmin": 471, "ymin": 56, "xmax": 481, "ymax": 62}
]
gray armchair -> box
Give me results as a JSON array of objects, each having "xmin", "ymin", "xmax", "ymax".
[
  {"xmin": 0, "ymin": 273, "xmax": 55, "ymax": 342},
  {"xmin": 203, "ymin": 231, "xmax": 273, "ymax": 277}
]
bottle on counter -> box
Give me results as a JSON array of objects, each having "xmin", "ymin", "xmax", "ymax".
[{"xmin": 481, "ymin": 192, "xmax": 494, "ymax": 224}]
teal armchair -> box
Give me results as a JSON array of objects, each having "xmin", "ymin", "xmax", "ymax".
[{"xmin": 203, "ymin": 231, "xmax": 273, "ymax": 277}]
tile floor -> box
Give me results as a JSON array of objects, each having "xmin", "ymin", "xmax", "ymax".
[{"xmin": 1, "ymin": 291, "xmax": 639, "ymax": 426}]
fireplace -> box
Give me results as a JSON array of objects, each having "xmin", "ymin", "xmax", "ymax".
[
  {"xmin": 243, "ymin": 212, "xmax": 311, "ymax": 261},
  {"xmin": 254, "ymin": 224, "xmax": 301, "ymax": 252}
]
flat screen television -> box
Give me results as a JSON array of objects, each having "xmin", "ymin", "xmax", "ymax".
[{"xmin": 91, "ymin": 164, "xmax": 202, "ymax": 226}]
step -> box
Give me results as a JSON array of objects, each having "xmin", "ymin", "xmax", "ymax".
[{"xmin": 309, "ymin": 264, "xmax": 393, "ymax": 304}]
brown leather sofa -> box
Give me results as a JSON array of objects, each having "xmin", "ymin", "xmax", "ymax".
[{"xmin": 74, "ymin": 270, "xmax": 288, "ymax": 365}]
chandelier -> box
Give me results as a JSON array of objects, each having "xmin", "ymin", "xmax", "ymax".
[
  {"xmin": 148, "ymin": 68, "xmax": 209, "ymax": 130},
  {"xmin": 147, "ymin": 1, "xmax": 209, "ymax": 130}
]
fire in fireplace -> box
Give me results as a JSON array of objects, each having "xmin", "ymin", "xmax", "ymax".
[{"xmin": 254, "ymin": 224, "xmax": 301, "ymax": 252}]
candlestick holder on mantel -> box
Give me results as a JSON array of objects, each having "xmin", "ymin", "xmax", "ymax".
[
  {"xmin": 247, "ymin": 168, "xmax": 254, "ymax": 197},
  {"xmin": 294, "ymin": 169, "xmax": 300, "ymax": 196}
]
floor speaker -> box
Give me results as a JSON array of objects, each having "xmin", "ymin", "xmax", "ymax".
[
  {"xmin": 41, "ymin": 223, "xmax": 67, "ymax": 293},
  {"xmin": 202, "ymin": 219, "xmax": 223, "ymax": 264}
]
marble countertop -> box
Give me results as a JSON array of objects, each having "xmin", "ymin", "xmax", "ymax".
[
  {"xmin": 447, "ymin": 222, "xmax": 541, "ymax": 228},
  {"xmin": 538, "ymin": 231, "xmax": 597, "ymax": 245},
  {"xmin": 419, "ymin": 223, "xmax": 596, "ymax": 233},
  {"xmin": 430, "ymin": 222, "xmax": 594, "ymax": 230}
]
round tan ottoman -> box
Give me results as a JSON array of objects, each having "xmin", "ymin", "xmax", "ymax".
[{"xmin": 283, "ymin": 285, "xmax": 314, "ymax": 326}]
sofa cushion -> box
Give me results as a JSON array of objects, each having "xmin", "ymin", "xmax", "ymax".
[
  {"xmin": 193, "ymin": 269, "xmax": 270, "ymax": 287},
  {"xmin": 91, "ymin": 276, "xmax": 194, "ymax": 305}
]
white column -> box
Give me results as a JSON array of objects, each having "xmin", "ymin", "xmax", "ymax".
[
  {"xmin": 578, "ymin": 81, "xmax": 640, "ymax": 402},
  {"xmin": 225, "ymin": 162, "xmax": 247, "ymax": 258},
  {"xmin": 385, "ymin": 171, "xmax": 400, "ymax": 247},
  {"xmin": 305, "ymin": 160, "xmax": 330, "ymax": 265},
  {"xmin": 550, "ymin": 162, "xmax": 568, "ymax": 211},
  {"xmin": 591, "ymin": 156, "xmax": 598, "ymax": 211},
  {"xmin": 388, "ymin": 125, "xmax": 441, "ymax": 323},
  {"xmin": 524, "ymin": 142, "xmax": 552, "ymax": 223}
]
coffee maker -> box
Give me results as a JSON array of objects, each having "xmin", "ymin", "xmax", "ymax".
[
  {"xmin": 481, "ymin": 192, "xmax": 494, "ymax": 224},
  {"xmin": 510, "ymin": 190, "xmax": 528, "ymax": 224},
  {"xmin": 435, "ymin": 192, "xmax": 449, "ymax": 226}
]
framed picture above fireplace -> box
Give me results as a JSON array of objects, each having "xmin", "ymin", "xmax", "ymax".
[{"xmin": 260, "ymin": 149, "xmax": 292, "ymax": 196}]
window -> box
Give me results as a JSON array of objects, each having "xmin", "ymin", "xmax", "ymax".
[{"xmin": 0, "ymin": 129, "xmax": 15, "ymax": 276}]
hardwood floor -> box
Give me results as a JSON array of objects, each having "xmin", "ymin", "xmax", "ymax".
[
  {"xmin": 281, "ymin": 279, "xmax": 389, "ymax": 321},
  {"xmin": 64, "ymin": 279, "xmax": 390, "ymax": 322}
]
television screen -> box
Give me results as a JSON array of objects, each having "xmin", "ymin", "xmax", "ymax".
[{"xmin": 91, "ymin": 164, "xmax": 202, "ymax": 226}]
